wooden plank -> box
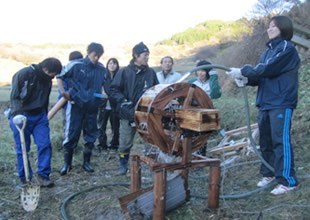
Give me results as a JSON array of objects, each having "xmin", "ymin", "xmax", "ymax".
[
  {"xmin": 292, "ymin": 35, "xmax": 310, "ymax": 49},
  {"xmin": 293, "ymin": 23, "xmax": 310, "ymax": 37},
  {"xmin": 139, "ymin": 155, "xmax": 158, "ymax": 168},
  {"xmin": 183, "ymin": 86, "xmax": 195, "ymax": 108},
  {"xmin": 153, "ymin": 170, "xmax": 166, "ymax": 220},
  {"xmin": 208, "ymin": 166, "xmax": 221, "ymax": 209},
  {"xmin": 119, "ymin": 187, "xmax": 153, "ymax": 217},
  {"xmin": 130, "ymin": 155, "xmax": 141, "ymax": 193},
  {"xmin": 139, "ymin": 154, "xmax": 220, "ymax": 171},
  {"xmin": 182, "ymin": 137, "xmax": 192, "ymax": 165},
  {"xmin": 207, "ymin": 142, "xmax": 248, "ymax": 154},
  {"xmin": 224, "ymin": 123, "xmax": 258, "ymax": 136},
  {"xmin": 175, "ymin": 109, "xmax": 220, "ymax": 132}
]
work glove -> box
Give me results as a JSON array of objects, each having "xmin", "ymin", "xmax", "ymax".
[
  {"xmin": 226, "ymin": 68, "xmax": 242, "ymax": 79},
  {"xmin": 234, "ymin": 76, "xmax": 248, "ymax": 87},
  {"xmin": 119, "ymin": 100, "xmax": 135, "ymax": 121}
]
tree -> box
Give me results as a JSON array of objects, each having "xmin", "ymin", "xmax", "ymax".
[{"xmin": 251, "ymin": 0, "xmax": 302, "ymax": 18}]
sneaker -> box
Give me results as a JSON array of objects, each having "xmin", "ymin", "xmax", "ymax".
[
  {"xmin": 257, "ymin": 177, "xmax": 275, "ymax": 187},
  {"xmin": 270, "ymin": 184, "xmax": 297, "ymax": 195},
  {"xmin": 37, "ymin": 175, "xmax": 54, "ymax": 188}
]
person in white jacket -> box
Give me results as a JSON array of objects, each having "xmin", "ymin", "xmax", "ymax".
[{"xmin": 156, "ymin": 56, "xmax": 181, "ymax": 84}]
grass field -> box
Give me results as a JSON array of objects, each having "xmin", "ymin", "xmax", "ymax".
[{"xmin": 0, "ymin": 63, "xmax": 309, "ymax": 219}]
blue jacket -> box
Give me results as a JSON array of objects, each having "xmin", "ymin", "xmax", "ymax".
[
  {"xmin": 242, "ymin": 37, "xmax": 300, "ymax": 110},
  {"xmin": 59, "ymin": 57, "xmax": 106, "ymax": 109}
]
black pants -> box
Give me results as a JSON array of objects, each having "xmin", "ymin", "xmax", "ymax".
[
  {"xmin": 97, "ymin": 107, "xmax": 120, "ymax": 148},
  {"xmin": 258, "ymin": 108, "xmax": 298, "ymax": 187}
]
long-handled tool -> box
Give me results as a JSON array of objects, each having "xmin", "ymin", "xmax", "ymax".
[
  {"xmin": 13, "ymin": 115, "xmax": 40, "ymax": 212},
  {"xmin": 47, "ymin": 97, "xmax": 67, "ymax": 120}
]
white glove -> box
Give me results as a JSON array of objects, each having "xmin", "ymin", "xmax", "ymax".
[
  {"xmin": 227, "ymin": 67, "xmax": 242, "ymax": 79},
  {"xmin": 234, "ymin": 76, "xmax": 248, "ymax": 87}
]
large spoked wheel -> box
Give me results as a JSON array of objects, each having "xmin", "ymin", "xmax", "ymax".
[{"xmin": 135, "ymin": 82, "xmax": 215, "ymax": 156}]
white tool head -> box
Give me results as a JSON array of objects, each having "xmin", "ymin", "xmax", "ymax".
[{"xmin": 13, "ymin": 115, "xmax": 27, "ymax": 125}]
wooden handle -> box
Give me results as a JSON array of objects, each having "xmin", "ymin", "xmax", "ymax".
[{"xmin": 48, "ymin": 97, "xmax": 67, "ymax": 120}]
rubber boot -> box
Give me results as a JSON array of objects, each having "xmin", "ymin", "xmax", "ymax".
[
  {"xmin": 82, "ymin": 150, "xmax": 94, "ymax": 173},
  {"xmin": 117, "ymin": 153, "xmax": 129, "ymax": 175},
  {"xmin": 60, "ymin": 148, "xmax": 73, "ymax": 175}
]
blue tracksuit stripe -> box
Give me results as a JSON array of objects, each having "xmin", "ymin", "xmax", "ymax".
[{"xmin": 283, "ymin": 109, "xmax": 295, "ymax": 186}]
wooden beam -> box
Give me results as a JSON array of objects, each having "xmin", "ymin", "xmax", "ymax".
[
  {"xmin": 153, "ymin": 169, "xmax": 166, "ymax": 220},
  {"xmin": 292, "ymin": 35, "xmax": 310, "ymax": 49},
  {"xmin": 208, "ymin": 166, "xmax": 221, "ymax": 209},
  {"xmin": 224, "ymin": 123, "xmax": 258, "ymax": 136},
  {"xmin": 207, "ymin": 142, "xmax": 248, "ymax": 154},
  {"xmin": 130, "ymin": 155, "xmax": 141, "ymax": 193}
]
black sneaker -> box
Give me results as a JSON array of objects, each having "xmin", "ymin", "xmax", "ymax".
[{"xmin": 37, "ymin": 175, "xmax": 54, "ymax": 187}]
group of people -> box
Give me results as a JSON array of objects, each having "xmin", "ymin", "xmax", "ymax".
[{"xmin": 9, "ymin": 15, "xmax": 300, "ymax": 196}]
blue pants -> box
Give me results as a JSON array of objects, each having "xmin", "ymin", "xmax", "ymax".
[
  {"xmin": 258, "ymin": 108, "xmax": 298, "ymax": 187},
  {"xmin": 63, "ymin": 102, "xmax": 98, "ymax": 151},
  {"xmin": 10, "ymin": 112, "xmax": 52, "ymax": 181}
]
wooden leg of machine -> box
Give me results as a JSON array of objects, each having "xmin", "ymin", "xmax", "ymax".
[
  {"xmin": 208, "ymin": 166, "xmax": 221, "ymax": 209},
  {"xmin": 181, "ymin": 169, "xmax": 190, "ymax": 201},
  {"xmin": 153, "ymin": 169, "xmax": 166, "ymax": 220},
  {"xmin": 181, "ymin": 136, "xmax": 191, "ymax": 201},
  {"xmin": 130, "ymin": 155, "xmax": 141, "ymax": 193}
]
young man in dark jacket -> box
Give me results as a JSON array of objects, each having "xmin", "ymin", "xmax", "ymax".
[
  {"xmin": 110, "ymin": 42, "xmax": 159, "ymax": 175},
  {"xmin": 57, "ymin": 42, "xmax": 106, "ymax": 174},
  {"xmin": 9, "ymin": 57, "xmax": 62, "ymax": 187}
]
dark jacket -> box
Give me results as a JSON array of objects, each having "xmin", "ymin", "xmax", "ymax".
[
  {"xmin": 58, "ymin": 57, "xmax": 106, "ymax": 109},
  {"xmin": 242, "ymin": 37, "xmax": 300, "ymax": 110},
  {"xmin": 10, "ymin": 64, "xmax": 53, "ymax": 116},
  {"xmin": 101, "ymin": 70, "xmax": 118, "ymax": 109},
  {"xmin": 110, "ymin": 60, "xmax": 158, "ymax": 119}
]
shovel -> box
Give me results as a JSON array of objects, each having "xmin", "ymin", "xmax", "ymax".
[{"xmin": 13, "ymin": 115, "xmax": 40, "ymax": 212}]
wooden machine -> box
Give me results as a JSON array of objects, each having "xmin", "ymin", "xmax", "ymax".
[{"xmin": 119, "ymin": 82, "xmax": 221, "ymax": 219}]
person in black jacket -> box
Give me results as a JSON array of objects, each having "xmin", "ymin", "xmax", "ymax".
[
  {"xmin": 227, "ymin": 16, "xmax": 300, "ymax": 195},
  {"xmin": 110, "ymin": 42, "xmax": 159, "ymax": 175},
  {"xmin": 58, "ymin": 42, "xmax": 106, "ymax": 174},
  {"xmin": 9, "ymin": 57, "xmax": 62, "ymax": 187},
  {"xmin": 96, "ymin": 58, "xmax": 120, "ymax": 152}
]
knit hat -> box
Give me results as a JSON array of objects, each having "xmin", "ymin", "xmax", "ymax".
[
  {"xmin": 132, "ymin": 42, "xmax": 149, "ymax": 56},
  {"xmin": 196, "ymin": 60, "xmax": 212, "ymax": 73}
]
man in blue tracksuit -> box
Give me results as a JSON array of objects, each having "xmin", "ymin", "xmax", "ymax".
[
  {"xmin": 10, "ymin": 58, "xmax": 62, "ymax": 187},
  {"xmin": 57, "ymin": 42, "xmax": 106, "ymax": 175},
  {"xmin": 228, "ymin": 16, "xmax": 300, "ymax": 195}
]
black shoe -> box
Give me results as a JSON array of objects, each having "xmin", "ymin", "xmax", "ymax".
[
  {"xmin": 82, "ymin": 162, "xmax": 94, "ymax": 173},
  {"xmin": 37, "ymin": 175, "xmax": 54, "ymax": 187}
]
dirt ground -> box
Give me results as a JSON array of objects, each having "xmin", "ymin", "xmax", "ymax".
[{"xmin": 0, "ymin": 102, "xmax": 309, "ymax": 220}]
